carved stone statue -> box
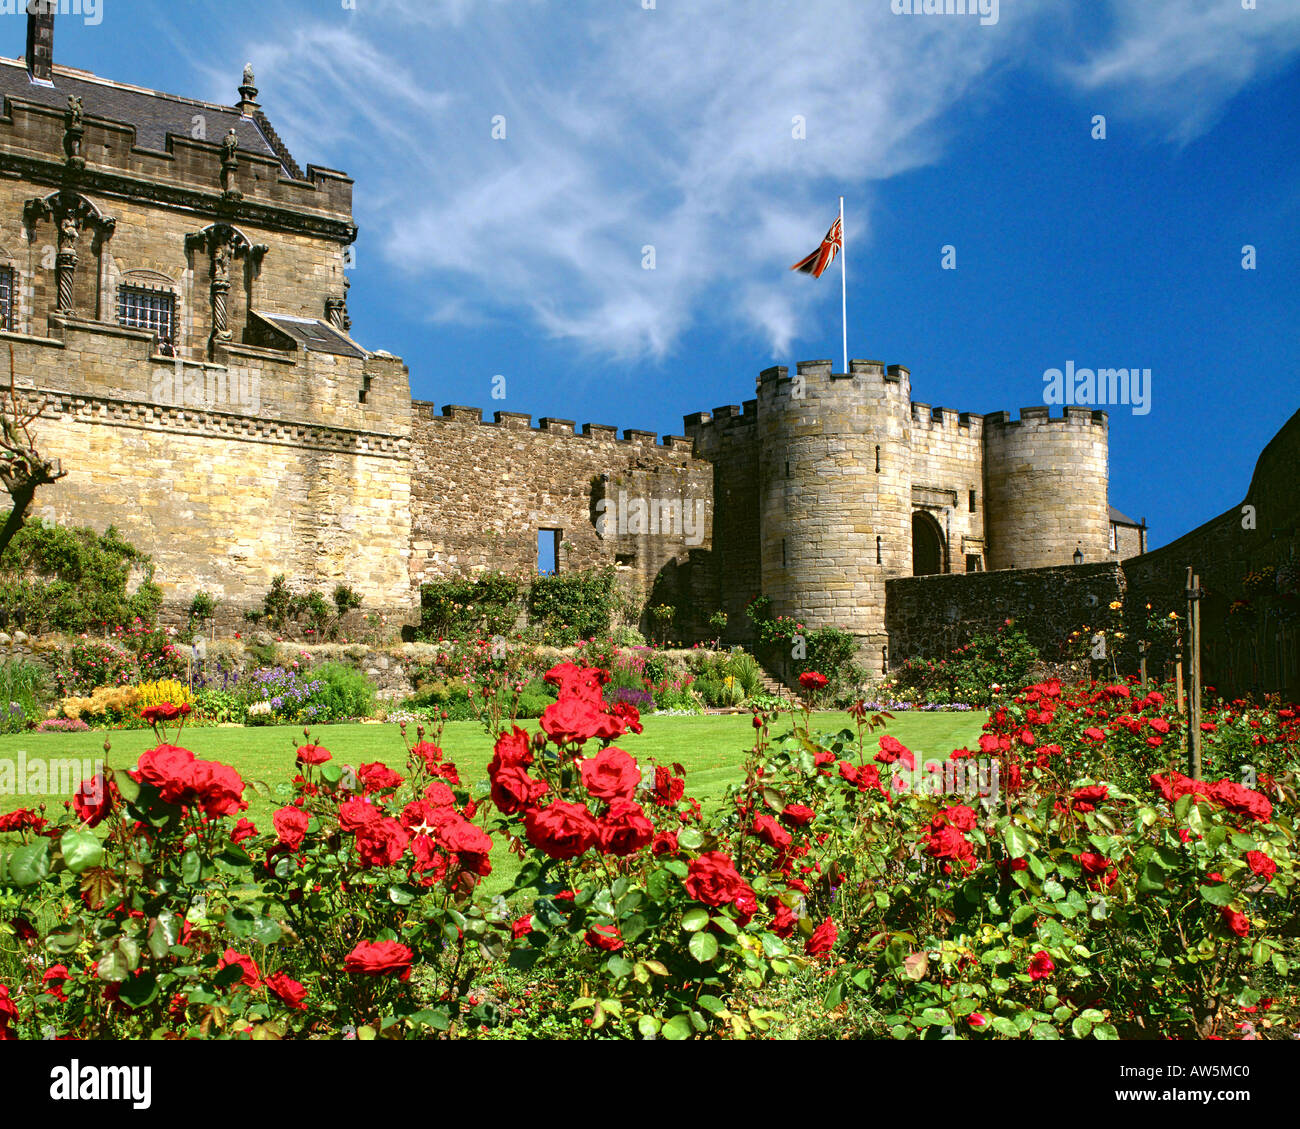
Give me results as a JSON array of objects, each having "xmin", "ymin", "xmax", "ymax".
[
  {"xmin": 221, "ymin": 128, "xmax": 239, "ymax": 164},
  {"xmin": 242, "ymin": 62, "xmax": 255, "ymax": 87},
  {"xmin": 65, "ymin": 96, "xmax": 82, "ymax": 129}
]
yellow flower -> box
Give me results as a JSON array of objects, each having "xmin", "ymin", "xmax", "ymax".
[
  {"xmin": 1168, "ymin": 611, "xmax": 1179, "ymax": 620},
  {"xmin": 1109, "ymin": 600, "xmax": 1123, "ymax": 610}
]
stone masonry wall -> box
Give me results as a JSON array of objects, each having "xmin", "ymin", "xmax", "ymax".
[
  {"xmin": 408, "ymin": 403, "xmax": 713, "ymax": 622},
  {"xmin": 7, "ymin": 321, "xmax": 415, "ymax": 618},
  {"xmin": 1121, "ymin": 409, "xmax": 1300, "ymax": 699},
  {"xmin": 885, "ymin": 562, "xmax": 1125, "ymax": 664}
]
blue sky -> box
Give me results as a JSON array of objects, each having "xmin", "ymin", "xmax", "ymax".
[{"xmin": 41, "ymin": 0, "xmax": 1300, "ymax": 549}]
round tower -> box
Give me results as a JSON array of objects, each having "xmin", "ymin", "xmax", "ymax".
[
  {"xmin": 756, "ymin": 358, "xmax": 913, "ymax": 674},
  {"xmin": 982, "ymin": 406, "xmax": 1110, "ymax": 569}
]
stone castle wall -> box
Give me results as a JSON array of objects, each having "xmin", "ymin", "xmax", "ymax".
[
  {"xmin": 408, "ymin": 403, "xmax": 712, "ymax": 623},
  {"xmin": 885, "ymin": 562, "xmax": 1125, "ymax": 665},
  {"xmin": 1121, "ymin": 409, "xmax": 1300, "ymax": 698},
  {"xmin": 11, "ymin": 322, "xmax": 415, "ymax": 616}
]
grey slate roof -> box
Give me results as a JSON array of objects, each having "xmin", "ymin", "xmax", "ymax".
[
  {"xmin": 0, "ymin": 57, "xmax": 295, "ymax": 173},
  {"xmin": 252, "ymin": 312, "xmax": 366, "ymax": 359},
  {"xmin": 1109, "ymin": 505, "xmax": 1142, "ymax": 527}
]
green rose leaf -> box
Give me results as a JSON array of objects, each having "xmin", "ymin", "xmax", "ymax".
[
  {"xmin": 661, "ymin": 1014, "xmax": 693, "ymax": 1041},
  {"xmin": 689, "ymin": 931, "xmax": 719, "ymax": 963},
  {"xmin": 59, "ymin": 829, "xmax": 103, "ymax": 875},
  {"xmin": 1197, "ymin": 883, "xmax": 1234, "ymax": 906},
  {"xmin": 681, "ymin": 908, "xmax": 710, "ymax": 933},
  {"xmin": 1003, "ymin": 826, "xmax": 1031, "ymax": 859},
  {"xmin": 8, "ymin": 841, "xmax": 50, "ymax": 887}
]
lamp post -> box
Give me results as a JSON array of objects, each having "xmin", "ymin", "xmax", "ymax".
[{"xmin": 1073, "ymin": 545, "xmax": 1084, "ymax": 565}]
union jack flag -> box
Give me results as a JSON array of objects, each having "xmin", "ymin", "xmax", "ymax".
[{"xmin": 790, "ymin": 215, "xmax": 842, "ymax": 278}]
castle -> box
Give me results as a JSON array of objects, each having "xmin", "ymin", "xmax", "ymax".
[{"xmin": 0, "ymin": 12, "xmax": 1130, "ymax": 671}]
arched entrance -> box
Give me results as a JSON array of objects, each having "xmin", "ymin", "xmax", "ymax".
[{"xmin": 912, "ymin": 511, "xmax": 945, "ymax": 576}]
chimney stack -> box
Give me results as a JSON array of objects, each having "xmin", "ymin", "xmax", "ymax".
[{"xmin": 26, "ymin": 4, "xmax": 55, "ymax": 85}]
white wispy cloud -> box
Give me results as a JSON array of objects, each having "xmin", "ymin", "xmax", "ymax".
[{"xmin": 199, "ymin": 0, "xmax": 1299, "ymax": 361}]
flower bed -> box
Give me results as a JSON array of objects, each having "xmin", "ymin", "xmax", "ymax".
[{"xmin": 0, "ymin": 666, "xmax": 1294, "ymax": 1040}]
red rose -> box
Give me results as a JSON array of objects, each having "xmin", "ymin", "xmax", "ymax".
[
  {"xmin": 1245, "ymin": 851, "xmax": 1276, "ymax": 878},
  {"xmin": 1082, "ymin": 727, "xmax": 1106, "ymax": 742},
  {"xmin": 596, "ymin": 799, "xmax": 655, "ymax": 857},
  {"xmin": 804, "ymin": 917, "xmax": 837, "ymax": 957},
  {"xmin": 771, "ymin": 900, "xmax": 797, "ymax": 938},
  {"xmin": 753, "ymin": 812, "xmax": 792, "ymax": 850},
  {"xmin": 1028, "ymin": 951, "xmax": 1055, "ymax": 980},
  {"xmin": 541, "ymin": 695, "xmax": 613, "ymax": 746},
  {"xmin": 140, "ymin": 702, "xmax": 182, "ymax": 724},
  {"xmin": 218, "ymin": 947, "xmax": 262, "ymax": 989},
  {"xmin": 0, "ymin": 809, "xmax": 38, "ymax": 833},
  {"xmin": 781, "ymin": 804, "xmax": 815, "ymax": 828},
  {"xmin": 424, "ymin": 781, "xmax": 457, "ymax": 808},
  {"xmin": 231, "ymin": 818, "xmax": 258, "ymax": 844},
  {"xmin": 585, "ymin": 923, "xmax": 624, "ymax": 952},
  {"xmin": 41, "ymin": 964, "xmax": 69, "ymax": 1002},
  {"xmin": 798, "ymin": 671, "xmax": 828, "ymax": 692},
  {"xmin": 511, "ymin": 914, "xmax": 533, "ymax": 939},
  {"xmin": 543, "ymin": 662, "xmax": 609, "ymax": 700},
  {"xmin": 72, "ymin": 772, "xmax": 112, "ymax": 827},
  {"xmin": 409, "ymin": 741, "xmax": 442, "ymax": 770},
  {"xmin": 344, "ymin": 939, "xmax": 413, "ymax": 980},
  {"xmin": 296, "ymin": 744, "xmax": 331, "ymax": 766},
  {"xmin": 1220, "ymin": 907, "xmax": 1250, "ymax": 937},
  {"xmin": 924, "ymin": 825, "xmax": 974, "ymax": 867},
  {"xmin": 131, "ymin": 744, "xmax": 196, "ymax": 804},
  {"xmin": 652, "ymin": 765, "xmax": 685, "ymax": 807},
  {"xmin": 1207, "ymin": 781, "xmax": 1272, "ymax": 823},
  {"xmin": 651, "ymin": 830, "xmax": 679, "ymax": 856},
  {"xmin": 580, "ymin": 747, "xmax": 641, "ymax": 801},
  {"xmin": 189, "ymin": 760, "xmax": 247, "ymax": 819},
  {"xmin": 876, "ymin": 734, "xmax": 915, "ymax": 768},
  {"xmin": 440, "ymin": 819, "xmax": 493, "ymax": 876},
  {"xmin": 611, "ymin": 701, "xmax": 643, "ymax": 735},
  {"xmin": 490, "ymin": 764, "xmax": 549, "ymax": 814},
  {"xmin": 1070, "ymin": 784, "xmax": 1109, "ymax": 813},
  {"xmin": 273, "ymin": 805, "xmax": 309, "ymax": 850},
  {"xmin": 523, "ymin": 801, "xmax": 598, "ymax": 860},
  {"xmin": 0, "ymin": 983, "xmax": 17, "ymax": 1030},
  {"xmin": 339, "ymin": 797, "xmax": 383, "ymax": 833},
  {"xmin": 265, "ymin": 970, "xmax": 308, "ymax": 1010},
  {"xmin": 936, "ymin": 804, "xmax": 978, "ymax": 832},
  {"xmin": 355, "ymin": 817, "xmax": 410, "ymax": 868},
  {"xmin": 490, "ymin": 725, "xmax": 534, "ymax": 770},
  {"xmin": 357, "ymin": 762, "xmax": 404, "ymax": 793},
  {"xmin": 684, "ymin": 851, "xmax": 747, "ymax": 907}
]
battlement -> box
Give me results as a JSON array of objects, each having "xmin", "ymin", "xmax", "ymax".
[
  {"xmin": 984, "ymin": 406, "xmax": 1109, "ymax": 429},
  {"xmin": 416, "ymin": 401, "xmax": 693, "ymax": 451},
  {"xmin": 909, "ymin": 402, "xmax": 982, "ymax": 433}
]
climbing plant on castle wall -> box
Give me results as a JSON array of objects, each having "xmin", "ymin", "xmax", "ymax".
[
  {"xmin": 527, "ymin": 568, "xmax": 618, "ymax": 646},
  {"xmin": 417, "ymin": 573, "xmax": 522, "ymax": 641},
  {"xmin": 0, "ymin": 518, "xmax": 161, "ymax": 634}
]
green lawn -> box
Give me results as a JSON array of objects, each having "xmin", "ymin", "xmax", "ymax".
[{"xmin": 0, "ymin": 709, "xmax": 986, "ymax": 895}]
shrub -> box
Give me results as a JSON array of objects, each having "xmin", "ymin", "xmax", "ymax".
[
  {"xmin": 0, "ymin": 520, "xmax": 160, "ymax": 634},
  {"xmin": 418, "ymin": 573, "xmax": 520, "ymax": 641},
  {"xmin": 724, "ymin": 651, "xmax": 763, "ymax": 700},
  {"xmin": 526, "ymin": 569, "xmax": 617, "ymax": 645},
  {"xmin": 310, "ymin": 661, "xmax": 377, "ymax": 721}
]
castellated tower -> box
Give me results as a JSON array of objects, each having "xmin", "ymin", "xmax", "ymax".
[
  {"xmin": 983, "ymin": 407, "xmax": 1110, "ymax": 569},
  {"xmin": 754, "ymin": 358, "xmax": 914, "ymax": 673}
]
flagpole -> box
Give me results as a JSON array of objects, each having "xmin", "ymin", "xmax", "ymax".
[{"xmin": 839, "ymin": 195, "xmax": 847, "ymax": 374}]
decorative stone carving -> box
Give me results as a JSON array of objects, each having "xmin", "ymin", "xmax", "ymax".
[
  {"xmin": 63, "ymin": 96, "xmax": 85, "ymax": 170},
  {"xmin": 185, "ymin": 223, "xmax": 266, "ymax": 350},
  {"xmin": 220, "ymin": 129, "xmax": 242, "ymax": 201},
  {"xmin": 23, "ymin": 191, "xmax": 116, "ymax": 315}
]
